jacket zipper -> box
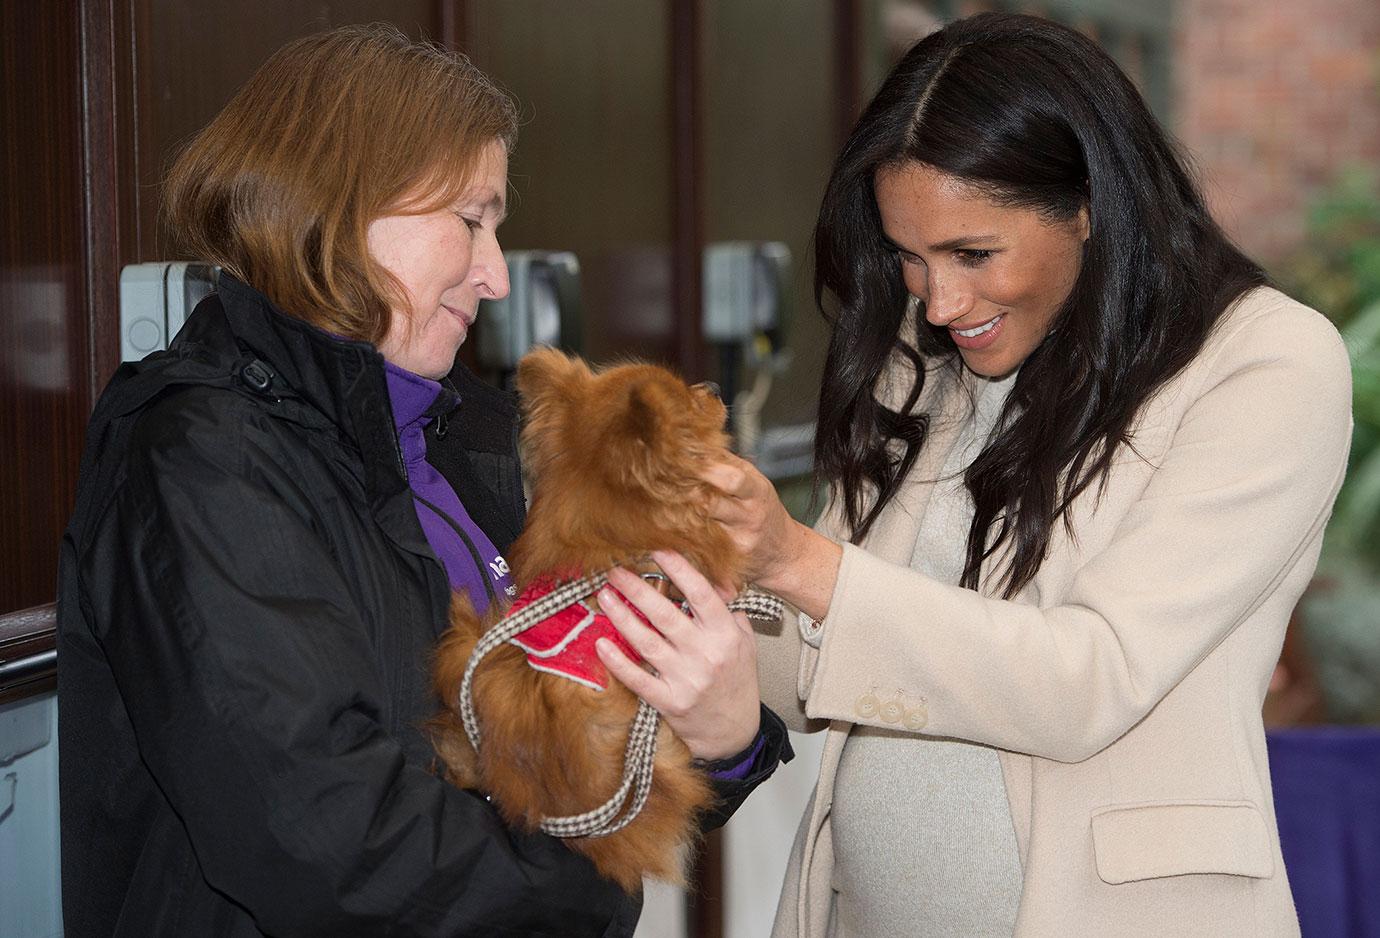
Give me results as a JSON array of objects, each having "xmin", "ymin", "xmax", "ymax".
[{"xmin": 410, "ymin": 491, "xmax": 499, "ymax": 609}]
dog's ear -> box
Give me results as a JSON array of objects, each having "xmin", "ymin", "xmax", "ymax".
[
  {"xmin": 620, "ymin": 385, "xmax": 660, "ymax": 446},
  {"xmin": 605, "ymin": 381, "xmax": 700, "ymax": 502},
  {"xmin": 516, "ymin": 347, "xmax": 591, "ymax": 479},
  {"xmin": 516, "ymin": 347, "xmax": 589, "ymax": 405}
]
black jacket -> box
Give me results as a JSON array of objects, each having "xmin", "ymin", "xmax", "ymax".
[{"xmin": 57, "ymin": 275, "xmax": 789, "ymax": 937}]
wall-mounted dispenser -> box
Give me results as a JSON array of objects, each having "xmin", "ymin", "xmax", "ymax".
[
  {"xmin": 119, "ymin": 262, "xmax": 220, "ymax": 361},
  {"xmin": 476, "ymin": 250, "xmax": 582, "ymax": 378},
  {"xmin": 703, "ymin": 241, "xmax": 789, "ymax": 351},
  {"xmin": 702, "ymin": 242, "xmax": 811, "ymax": 474}
]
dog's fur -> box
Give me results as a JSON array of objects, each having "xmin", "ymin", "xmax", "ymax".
[{"xmin": 430, "ymin": 347, "xmax": 743, "ymax": 892}]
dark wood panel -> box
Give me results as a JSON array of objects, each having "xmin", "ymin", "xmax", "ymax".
[
  {"xmin": 0, "ymin": 3, "xmax": 94, "ymax": 613},
  {"xmin": 131, "ymin": 0, "xmax": 441, "ymax": 264},
  {"xmin": 81, "ymin": 0, "xmax": 140, "ymax": 403},
  {"xmin": 458, "ymin": 2, "xmax": 679, "ymax": 372},
  {"xmin": 834, "ymin": 0, "xmax": 863, "ymax": 146},
  {"xmin": 688, "ymin": 829, "xmax": 726, "ymax": 938},
  {"xmin": 672, "ymin": 3, "xmax": 716, "ymax": 929},
  {"xmin": 670, "ymin": 0, "xmax": 706, "ymax": 382}
]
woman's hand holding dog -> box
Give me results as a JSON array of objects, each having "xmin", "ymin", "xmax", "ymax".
[
  {"xmin": 595, "ymin": 550, "xmax": 761, "ymax": 761},
  {"xmin": 702, "ymin": 455, "xmax": 843, "ymax": 624}
]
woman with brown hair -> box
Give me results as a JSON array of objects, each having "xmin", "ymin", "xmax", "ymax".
[{"xmin": 56, "ymin": 24, "xmax": 787, "ymax": 937}]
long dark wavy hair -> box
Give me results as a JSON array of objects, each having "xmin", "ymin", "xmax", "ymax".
[{"xmin": 814, "ymin": 13, "xmax": 1266, "ymax": 598}]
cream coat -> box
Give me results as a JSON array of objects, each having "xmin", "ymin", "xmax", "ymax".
[{"xmin": 756, "ymin": 288, "xmax": 1352, "ymax": 937}]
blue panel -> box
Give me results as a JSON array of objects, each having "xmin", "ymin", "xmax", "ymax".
[
  {"xmin": 1268, "ymin": 728, "xmax": 1380, "ymax": 938},
  {"xmin": 0, "ymin": 692, "xmax": 62, "ymax": 938}
]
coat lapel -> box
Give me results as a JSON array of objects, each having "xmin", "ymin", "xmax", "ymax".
[{"xmin": 861, "ymin": 357, "xmax": 969, "ymax": 564}]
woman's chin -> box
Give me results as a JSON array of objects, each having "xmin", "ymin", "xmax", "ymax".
[
  {"xmin": 959, "ymin": 350, "xmax": 1020, "ymax": 379},
  {"xmin": 423, "ymin": 328, "xmax": 468, "ymax": 379},
  {"xmin": 423, "ymin": 352, "xmax": 460, "ymax": 380}
]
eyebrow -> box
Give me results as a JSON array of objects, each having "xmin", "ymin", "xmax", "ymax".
[
  {"xmin": 880, "ymin": 232, "xmax": 916, "ymax": 256},
  {"xmin": 461, "ymin": 189, "xmax": 507, "ymax": 224},
  {"xmin": 930, "ymin": 234, "xmax": 999, "ymax": 252},
  {"xmin": 881, "ymin": 230, "xmax": 1000, "ymax": 254},
  {"xmin": 485, "ymin": 192, "xmax": 508, "ymax": 225}
]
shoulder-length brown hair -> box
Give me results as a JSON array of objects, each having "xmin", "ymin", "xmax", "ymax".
[{"xmin": 164, "ymin": 23, "xmax": 518, "ymax": 344}]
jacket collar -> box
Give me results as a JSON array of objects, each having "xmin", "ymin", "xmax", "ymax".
[
  {"xmin": 207, "ymin": 275, "xmax": 420, "ymax": 511},
  {"xmin": 183, "ymin": 275, "xmax": 520, "ymax": 564},
  {"xmin": 211, "ymin": 273, "xmax": 513, "ymax": 453},
  {"xmin": 212, "ymin": 274, "xmax": 386, "ymax": 435}
]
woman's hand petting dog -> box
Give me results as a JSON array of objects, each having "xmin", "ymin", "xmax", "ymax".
[
  {"xmin": 701, "ymin": 454, "xmax": 844, "ymax": 624},
  {"xmin": 700, "ymin": 454, "xmax": 797, "ymax": 583},
  {"xmin": 596, "ymin": 550, "xmax": 761, "ymax": 762}
]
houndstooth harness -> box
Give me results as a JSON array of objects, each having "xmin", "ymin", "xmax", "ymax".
[{"xmin": 458, "ymin": 566, "xmax": 783, "ymax": 839}]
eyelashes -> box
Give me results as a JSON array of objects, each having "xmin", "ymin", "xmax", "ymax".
[
  {"xmin": 449, "ymin": 208, "xmax": 485, "ymax": 234},
  {"xmin": 892, "ymin": 247, "xmax": 994, "ymax": 268},
  {"xmin": 954, "ymin": 249, "xmax": 993, "ymax": 267}
]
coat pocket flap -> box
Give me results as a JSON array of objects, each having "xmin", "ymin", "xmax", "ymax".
[{"xmin": 1091, "ymin": 801, "xmax": 1274, "ymax": 885}]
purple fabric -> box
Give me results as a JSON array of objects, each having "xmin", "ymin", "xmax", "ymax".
[
  {"xmin": 708, "ymin": 732, "xmax": 767, "ymax": 781},
  {"xmin": 1267, "ymin": 727, "xmax": 1380, "ymax": 937},
  {"xmin": 384, "ymin": 361, "xmax": 515, "ymax": 616}
]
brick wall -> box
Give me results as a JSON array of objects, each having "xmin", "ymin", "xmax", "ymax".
[{"xmin": 1174, "ymin": 0, "xmax": 1380, "ymax": 264}]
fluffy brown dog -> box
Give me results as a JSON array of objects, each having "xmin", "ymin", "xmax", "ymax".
[{"xmin": 430, "ymin": 347, "xmax": 744, "ymax": 892}]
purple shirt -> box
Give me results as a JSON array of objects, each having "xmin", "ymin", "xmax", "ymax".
[{"xmin": 384, "ymin": 362, "xmax": 515, "ymax": 616}]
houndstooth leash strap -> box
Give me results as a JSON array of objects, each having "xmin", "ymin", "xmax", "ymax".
[{"xmin": 457, "ymin": 569, "xmax": 784, "ymax": 839}]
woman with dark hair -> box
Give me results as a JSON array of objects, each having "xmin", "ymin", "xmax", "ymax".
[
  {"xmin": 57, "ymin": 24, "xmax": 787, "ymax": 937},
  {"xmin": 705, "ymin": 13, "xmax": 1350, "ymax": 937}
]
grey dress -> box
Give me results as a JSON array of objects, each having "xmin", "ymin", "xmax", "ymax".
[{"xmin": 828, "ymin": 369, "xmax": 1023, "ymax": 937}]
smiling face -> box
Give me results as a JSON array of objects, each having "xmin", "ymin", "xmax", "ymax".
[
  {"xmin": 368, "ymin": 140, "xmax": 510, "ymax": 379},
  {"xmin": 874, "ymin": 161, "xmax": 1089, "ymax": 378}
]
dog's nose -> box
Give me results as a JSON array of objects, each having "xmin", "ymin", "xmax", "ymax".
[{"xmin": 697, "ymin": 381, "xmax": 722, "ymax": 401}]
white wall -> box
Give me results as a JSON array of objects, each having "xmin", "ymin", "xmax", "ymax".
[
  {"xmin": 634, "ymin": 728, "xmax": 825, "ymax": 937},
  {"xmin": 725, "ymin": 729, "xmax": 826, "ymax": 938}
]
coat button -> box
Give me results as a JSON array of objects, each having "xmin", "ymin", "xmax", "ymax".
[
  {"xmin": 903, "ymin": 703, "xmax": 928, "ymax": 731},
  {"xmin": 854, "ymin": 693, "xmax": 879, "ymax": 718},
  {"xmin": 879, "ymin": 698, "xmax": 903, "ymax": 724}
]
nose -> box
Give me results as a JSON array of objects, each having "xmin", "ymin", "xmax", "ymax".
[
  {"xmin": 921, "ymin": 269, "xmax": 973, "ymax": 327},
  {"xmin": 472, "ymin": 234, "xmax": 510, "ymax": 301}
]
